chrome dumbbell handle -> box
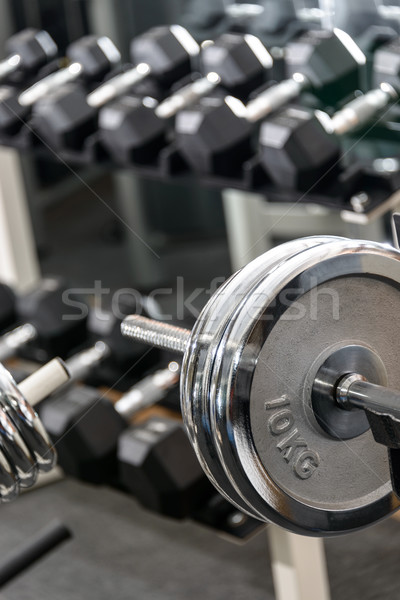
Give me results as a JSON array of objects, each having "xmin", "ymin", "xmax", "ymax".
[
  {"xmin": 245, "ymin": 75, "xmax": 307, "ymax": 122},
  {"xmin": 19, "ymin": 63, "xmax": 83, "ymax": 106},
  {"xmin": 0, "ymin": 323, "xmax": 38, "ymax": 362},
  {"xmin": 115, "ymin": 361, "xmax": 180, "ymax": 419},
  {"xmin": 329, "ymin": 83, "xmax": 398, "ymax": 135},
  {"xmin": 89, "ymin": 24, "xmax": 199, "ymax": 108},
  {"xmin": 121, "ymin": 315, "xmax": 190, "ymax": 354},
  {"xmin": 86, "ymin": 63, "xmax": 150, "ymax": 108},
  {"xmin": 154, "ymin": 73, "xmax": 221, "ymax": 119},
  {"xmin": 0, "ymin": 55, "xmax": 21, "ymax": 79},
  {"xmin": 64, "ymin": 341, "xmax": 111, "ymax": 382}
]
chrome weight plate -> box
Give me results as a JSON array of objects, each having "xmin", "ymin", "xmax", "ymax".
[
  {"xmin": 183, "ymin": 236, "xmax": 342, "ymax": 520},
  {"xmin": 206, "ymin": 238, "xmax": 400, "ymax": 535}
]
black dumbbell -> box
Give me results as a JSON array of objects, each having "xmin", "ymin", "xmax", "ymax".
[
  {"xmin": 99, "ymin": 32, "xmax": 272, "ymax": 165},
  {"xmin": 326, "ymin": 37, "xmax": 400, "ymax": 136},
  {"xmin": 0, "ymin": 277, "xmax": 88, "ymax": 363},
  {"xmin": 257, "ymin": 104, "xmax": 341, "ymax": 191},
  {"xmin": 30, "ymin": 25, "xmax": 199, "ymax": 152},
  {"xmin": 0, "ymin": 35, "xmax": 120, "ymax": 137},
  {"xmin": 118, "ymin": 414, "xmax": 214, "ymax": 519},
  {"xmin": 0, "ymin": 283, "xmax": 16, "ymax": 332},
  {"xmin": 39, "ymin": 363, "xmax": 176, "ymax": 480},
  {"xmin": 0, "ymin": 28, "xmax": 57, "ymax": 82},
  {"xmin": 174, "ymin": 29, "xmax": 365, "ymax": 177},
  {"xmin": 258, "ymin": 37, "xmax": 400, "ymax": 191}
]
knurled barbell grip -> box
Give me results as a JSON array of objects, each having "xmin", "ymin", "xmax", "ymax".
[{"xmin": 121, "ymin": 315, "xmax": 190, "ymax": 354}]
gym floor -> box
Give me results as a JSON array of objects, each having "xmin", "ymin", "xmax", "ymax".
[{"xmin": 0, "ymin": 479, "xmax": 399, "ymax": 599}]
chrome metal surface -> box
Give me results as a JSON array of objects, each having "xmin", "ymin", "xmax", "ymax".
[
  {"xmin": 155, "ymin": 74, "xmax": 220, "ymax": 120},
  {"xmin": 87, "ymin": 63, "xmax": 150, "ymax": 108},
  {"xmin": 330, "ymin": 84, "xmax": 398, "ymax": 135},
  {"xmin": 0, "ymin": 54, "xmax": 20, "ymax": 79},
  {"xmin": 18, "ymin": 63, "xmax": 83, "ymax": 106},
  {"xmin": 312, "ymin": 345, "xmax": 387, "ymax": 439},
  {"xmin": 115, "ymin": 362, "xmax": 179, "ymax": 419},
  {"xmin": 0, "ymin": 360, "xmax": 70, "ymax": 502},
  {"xmin": 0, "ymin": 323, "xmax": 37, "ymax": 362},
  {"xmin": 245, "ymin": 76, "xmax": 306, "ymax": 122},
  {"xmin": 65, "ymin": 341, "xmax": 111, "ymax": 382},
  {"xmin": 344, "ymin": 379, "xmax": 400, "ymax": 422},
  {"xmin": 122, "ymin": 236, "xmax": 400, "ymax": 535},
  {"xmin": 121, "ymin": 316, "xmax": 190, "ymax": 354}
]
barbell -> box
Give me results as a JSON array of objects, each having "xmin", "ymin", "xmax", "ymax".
[{"xmin": 121, "ymin": 224, "xmax": 400, "ymax": 537}]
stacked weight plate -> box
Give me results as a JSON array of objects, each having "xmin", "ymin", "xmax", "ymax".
[{"xmin": 182, "ymin": 236, "xmax": 400, "ymax": 536}]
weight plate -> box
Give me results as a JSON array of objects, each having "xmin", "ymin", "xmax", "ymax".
[
  {"xmin": 183, "ymin": 236, "xmax": 341, "ymax": 520},
  {"xmin": 210, "ymin": 238, "xmax": 400, "ymax": 535}
]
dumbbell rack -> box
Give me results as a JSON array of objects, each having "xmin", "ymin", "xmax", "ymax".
[{"xmin": 1, "ymin": 13, "xmax": 400, "ymax": 600}]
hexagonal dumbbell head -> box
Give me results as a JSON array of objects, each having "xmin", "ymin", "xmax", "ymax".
[
  {"xmin": 201, "ymin": 33, "xmax": 273, "ymax": 98},
  {"xmin": 68, "ymin": 35, "xmax": 121, "ymax": 82},
  {"xmin": 118, "ymin": 417, "xmax": 214, "ymax": 519},
  {"xmin": 285, "ymin": 29, "xmax": 365, "ymax": 105},
  {"xmin": 99, "ymin": 96, "xmax": 167, "ymax": 164},
  {"xmin": 131, "ymin": 25, "xmax": 199, "ymax": 87},
  {"xmin": 259, "ymin": 106, "xmax": 340, "ymax": 191},
  {"xmin": 0, "ymin": 86, "xmax": 29, "ymax": 134},
  {"xmin": 175, "ymin": 96, "xmax": 253, "ymax": 176},
  {"xmin": 39, "ymin": 386, "xmax": 127, "ymax": 484},
  {"xmin": 17, "ymin": 277, "xmax": 88, "ymax": 360},
  {"xmin": 5, "ymin": 28, "xmax": 57, "ymax": 75},
  {"xmin": 33, "ymin": 83, "xmax": 97, "ymax": 150},
  {"xmin": 373, "ymin": 38, "xmax": 400, "ymax": 92}
]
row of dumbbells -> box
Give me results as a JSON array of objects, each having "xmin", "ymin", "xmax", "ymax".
[
  {"xmin": 0, "ymin": 25, "xmax": 398, "ymax": 196},
  {"xmin": 0, "ymin": 278, "xmax": 259, "ymax": 538}
]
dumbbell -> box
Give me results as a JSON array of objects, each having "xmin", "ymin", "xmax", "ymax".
[
  {"xmin": 39, "ymin": 362, "xmax": 210, "ymax": 518},
  {"xmin": 174, "ymin": 29, "xmax": 365, "ymax": 176},
  {"xmin": 257, "ymin": 38, "xmax": 400, "ymax": 191},
  {"xmin": 0, "ymin": 283, "xmax": 16, "ymax": 332},
  {"xmin": 0, "ymin": 357, "xmax": 70, "ymax": 501},
  {"xmin": 256, "ymin": 104, "xmax": 342, "ymax": 191},
  {"xmin": 0, "ymin": 34, "xmax": 121, "ymax": 137},
  {"xmin": 99, "ymin": 32, "xmax": 273, "ymax": 165},
  {"xmin": 120, "ymin": 222, "xmax": 400, "ymax": 536},
  {"xmin": 326, "ymin": 37, "xmax": 400, "ymax": 136},
  {"xmin": 0, "ymin": 278, "xmax": 88, "ymax": 363},
  {"xmin": 30, "ymin": 25, "xmax": 199, "ymax": 152},
  {"xmin": 0, "ymin": 28, "xmax": 57, "ymax": 82}
]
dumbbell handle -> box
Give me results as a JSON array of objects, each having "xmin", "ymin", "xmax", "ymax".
[
  {"xmin": 115, "ymin": 362, "xmax": 180, "ymax": 419},
  {"xmin": 87, "ymin": 63, "xmax": 151, "ymax": 108},
  {"xmin": 245, "ymin": 74, "xmax": 307, "ymax": 122},
  {"xmin": 121, "ymin": 315, "xmax": 190, "ymax": 354},
  {"xmin": 0, "ymin": 323, "xmax": 37, "ymax": 362},
  {"xmin": 18, "ymin": 62, "xmax": 83, "ymax": 106},
  {"xmin": 89, "ymin": 24, "xmax": 199, "ymax": 109},
  {"xmin": 0, "ymin": 54, "xmax": 21, "ymax": 80},
  {"xmin": 64, "ymin": 341, "xmax": 111, "ymax": 382},
  {"xmin": 329, "ymin": 83, "xmax": 398, "ymax": 135},
  {"xmin": 155, "ymin": 73, "xmax": 220, "ymax": 119}
]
